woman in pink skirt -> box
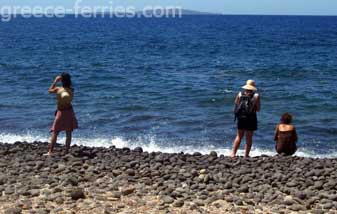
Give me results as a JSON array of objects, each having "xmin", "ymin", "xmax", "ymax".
[{"xmin": 45, "ymin": 72, "xmax": 78, "ymax": 156}]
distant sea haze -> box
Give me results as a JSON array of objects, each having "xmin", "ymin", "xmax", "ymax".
[{"xmin": 0, "ymin": 15, "xmax": 337, "ymax": 158}]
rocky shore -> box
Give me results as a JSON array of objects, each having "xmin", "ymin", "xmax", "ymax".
[{"xmin": 0, "ymin": 141, "xmax": 337, "ymax": 214}]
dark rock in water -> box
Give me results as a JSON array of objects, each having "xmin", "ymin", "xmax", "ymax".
[
  {"xmin": 122, "ymin": 147, "xmax": 130, "ymax": 152},
  {"xmin": 70, "ymin": 188, "xmax": 85, "ymax": 200},
  {"xmin": 193, "ymin": 152, "xmax": 202, "ymax": 156},
  {"xmin": 134, "ymin": 147, "xmax": 143, "ymax": 153},
  {"xmin": 210, "ymin": 151, "xmax": 217, "ymax": 157}
]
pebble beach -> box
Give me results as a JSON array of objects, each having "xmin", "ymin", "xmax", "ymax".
[{"xmin": 1, "ymin": 141, "xmax": 337, "ymax": 214}]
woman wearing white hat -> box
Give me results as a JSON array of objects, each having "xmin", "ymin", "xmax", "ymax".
[{"xmin": 230, "ymin": 80, "xmax": 260, "ymax": 158}]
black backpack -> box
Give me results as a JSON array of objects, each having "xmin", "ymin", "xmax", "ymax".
[{"xmin": 234, "ymin": 92, "xmax": 255, "ymax": 121}]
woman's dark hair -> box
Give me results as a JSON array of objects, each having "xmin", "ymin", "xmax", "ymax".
[
  {"xmin": 61, "ymin": 72, "xmax": 72, "ymax": 89},
  {"xmin": 281, "ymin": 112, "xmax": 292, "ymax": 124}
]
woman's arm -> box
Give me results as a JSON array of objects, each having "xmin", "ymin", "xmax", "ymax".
[
  {"xmin": 274, "ymin": 125, "xmax": 279, "ymax": 142},
  {"xmin": 255, "ymin": 94, "xmax": 261, "ymax": 112},
  {"xmin": 48, "ymin": 76, "xmax": 62, "ymax": 94},
  {"xmin": 234, "ymin": 93, "xmax": 240, "ymax": 105},
  {"xmin": 293, "ymin": 128, "xmax": 298, "ymax": 142},
  {"xmin": 233, "ymin": 93, "xmax": 240, "ymax": 112}
]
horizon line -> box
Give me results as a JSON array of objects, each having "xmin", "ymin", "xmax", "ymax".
[{"xmin": 1, "ymin": 13, "xmax": 336, "ymax": 17}]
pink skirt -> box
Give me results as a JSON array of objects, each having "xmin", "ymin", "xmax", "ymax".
[{"xmin": 50, "ymin": 108, "xmax": 78, "ymax": 133}]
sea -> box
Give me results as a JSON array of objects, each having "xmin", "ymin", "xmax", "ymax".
[{"xmin": 0, "ymin": 15, "xmax": 337, "ymax": 158}]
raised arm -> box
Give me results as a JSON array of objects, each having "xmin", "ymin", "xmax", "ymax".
[
  {"xmin": 234, "ymin": 93, "xmax": 240, "ymax": 105},
  {"xmin": 48, "ymin": 76, "xmax": 62, "ymax": 94},
  {"xmin": 255, "ymin": 94, "xmax": 261, "ymax": 112}
]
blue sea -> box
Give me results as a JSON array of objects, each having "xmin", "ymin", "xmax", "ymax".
[{"xmin": 1, "ymin": 15, "xmax": 337, "ymax": 157}]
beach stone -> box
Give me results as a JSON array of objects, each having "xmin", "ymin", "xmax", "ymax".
[
  {"xmin": 295, "ymin": 192, "xmax": 307, "ymax": 200},
  {"xmin": 322, "ymin": 203, "xmax": 334, "ymax": 210},
  {"xmin": 224, "ymin": 182, "xmax": 232, "ymax": 189},
  {"xmin": 314, "ymin": 181, "xmax": 324, "ymax": 190},
  {"xmin": 162, "ymin": 196, "xmax": 174, "ymax": 204},
  {"xmin": 5, "ymin": 187, "xmax": 15, "ymax": 195},
  {"xmin": 63, "ymin": 176, "xmax": 78, "ymax": 186},
  {"xmin": 286, "ymin": 181, "xmax": 298, "ymax": 187},
  {"xmin": 70, "ymin": 188, "xmax": 85, "ymax": 200},
  {"xmin": 110, "ymin": 191, "xmax": 122, "ymax": 199},
  {"xmin": 173, "ymin": 199, "xmax": 184, "ymax": 207},
  {"xmin": 0, "ymin": 176, "xmax": 6, "ymax": 185},
  {"xmin": 239, "ymin": 185, "xmax": 249, "ymax": 193},
  {"xmin": 35, "ymin": 209, "xmax": 49, "ymax": 214},
  {"xmin": 4, "ymin": 207, "xmax": 22, "ymax": 214},
  {"xmin": 199, "ymin": 169, "xmax": 207, "ymax": 175},
  {"xmin": 313, "ymin": 209, "xmax": 325, "ymax": 214},
  {"xmin": 121, "ymin": 187, "xmax": 135, "ymax": 195},
  {"xmin": 203, "ymin": 175, "xmax": 210, "ymax": 183},
  {"xmin": 198, "ymin": 195, "xmax": 208, "ymax": 200},
  {"xmin": 29, "ymin": 189, "xmax": 40, "ymax": 197},
  {"xmin": 194, "ymin": 199, "xmax": 205, "ymax": 206},
  {"xmin": 112, "ymin": 170, "xmax": 122, "ymax": 176},
  {"xmin": 283, "ymin": 195, "xmax": 294, "ymax": 206},
  {"xmin": 290, "ymin": 204, "xmax": 305, "ymax": 211},
  {"xmin": 126, "ymin": 169, "xmax": 136, "ymax": 176},
  {"xmin": 127, "ymin": 161, "xmax": 138, "ymax": 168},
  {"xmin": 327, "ymin": 194, "xmax": 337, "ymax": 201}
]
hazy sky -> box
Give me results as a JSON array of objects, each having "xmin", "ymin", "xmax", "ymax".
[{"xmin": 0, "ymin": 0, "xmax": 337, "ymax": 15}]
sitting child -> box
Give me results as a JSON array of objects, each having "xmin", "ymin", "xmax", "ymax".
[{"xmin": 274, "ymin": 113, "xmax": 298, "ymax": 156}]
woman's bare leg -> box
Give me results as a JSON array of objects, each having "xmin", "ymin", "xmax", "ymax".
[
  {"xmin": 245, "ymin": 131, "xmax": 254, "ymax": 157},
  {"xmin": 230, "ymin": 129, "xmax": 244, "ymax": 158},
  {"xmin": 47, "ymin": 131, "xmax": 58, "ymax": 155},
  {"xmin": 65, "ymin": 131, "xmax": 72, "ymax": 154}
]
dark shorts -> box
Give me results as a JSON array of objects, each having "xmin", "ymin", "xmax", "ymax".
[{"xmin": 237, "ymin": 114, "xmax": 257, "ymax": 131}]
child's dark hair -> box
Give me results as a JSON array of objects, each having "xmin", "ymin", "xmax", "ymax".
[
  {"xmin": 281, "ymin": 112, "xmax": 292, "ymax": 124},
  {"xmin": 61, "ymin": 72, "xmax": 72, "ymax": 89}
]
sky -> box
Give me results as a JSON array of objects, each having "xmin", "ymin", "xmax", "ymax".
[{"xmin": 0, "ymin": 0, "xmax": 337, "ymax": 15}]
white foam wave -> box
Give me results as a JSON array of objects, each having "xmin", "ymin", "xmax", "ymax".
[{"xmin": 0, "ymin": 132, "xmax": 336, "ymax": 158}]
